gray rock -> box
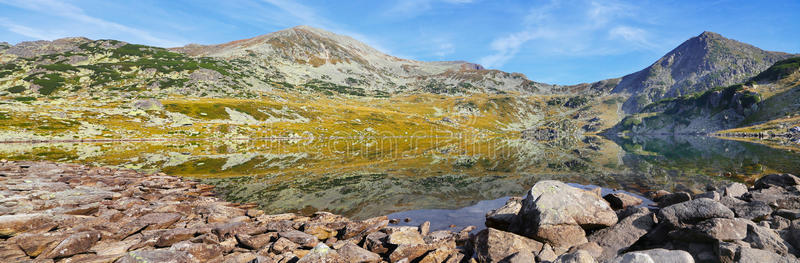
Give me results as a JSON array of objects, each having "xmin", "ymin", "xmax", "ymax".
[
  {"xmin": 657, "ymin": 192, "xmax": 692, "ymax": 208},
  {"xmin": 694, "ymin": 191, "xmax": 720, "ymax": 201},
  {"xmin": 777, "ymin": 209, "xmax": 800, "ymax": 220},
  {"xmin": 736, "ymin": 247, "xmax": 799, "ymax": 263},
  {"xmin": 279, "ymin": 230, "xmax": 319, "ymax": 248},
  {"xmin": 588, "ymin": 211, "xmax": 656, "ymax": 259},
  {"xmin": 616, "ymin": 249, "xmax": 695, "ymax": 263},
  {"xmin": 473, "ymin": 228, "xmax": 544, "ymax": 263},
  {"xmin": 502, "ymin": 250, "xmax": 536, "ymax": 263},
  {"xmin": 337, "ymin": 242, "xmax": 381, "ymax": 263},
  {"xmin": 689, "ymin": 218, "xmax": 750, "ymax": 242},
  {"xmin": 721, "ymin": 183, "xmax": 748, "ymax": 198},
  {"xmin": 743, "ymin": 224, "xmax": 793, "ymax": 256},
  {"xmin": 658, "ymin": 198, "xmax": 734, "ymax": 228},
  {"xmin": 485, "ymin": 197, "xmax": 522, "ymax": 231},
  {"xmin": 755, "ymin": 174, "xmax": 800, "ymax": 189},
  {"xmin": 116, "ymin": 249, "xmax": 194, "ymax": 263},
  {"xmin": 516, "ymin": 180, "xmax": 617, "ymax": 249},
  {"xmin": 553, "ymin": 250, "xmax": 596, "ymax": 263}
]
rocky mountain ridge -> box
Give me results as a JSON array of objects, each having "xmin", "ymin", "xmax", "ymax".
[{"xmin": 612, "ymin": 31, "xmax": 794, "ymax": 113}]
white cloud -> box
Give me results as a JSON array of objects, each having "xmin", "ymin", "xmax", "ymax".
[
  {"xmin": 386, "ymin": 0, "xmax": 476, "ymax": 18},
  {"xmin": 0, "ymin": 0, "xmax": 181, "ymax": 46},
  {"xmin": 479, "ymin": 0, "xmax": 662, "ymax": 69},
  {"xmin": 609, "ymin": 25, "xmax": 656, "ymax": 49}
]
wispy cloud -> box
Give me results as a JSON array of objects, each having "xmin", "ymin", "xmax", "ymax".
[
  {"xmin": 386, "ymin": 0, "xmax": 476, "ymax": 18},
  {"xmin": 0, "ymin": 0, "xmax": 181, "ymax": 46},
  {"xmin": 479, "ymin": 0, "xmax": 662, "ymax": 69}
]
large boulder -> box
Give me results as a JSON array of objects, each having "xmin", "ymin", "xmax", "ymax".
[
  {"xmin": 743, "ymin": 224, "xmax": 794, "ymax": 256},
  {"xmin": 588, "ymin": 208, "xmax": 656, "ymax": 259},
  {"xmin": 516, "ymin": 181, "xmax": 617, "ymax": 248},
  {"xmin": 755, "ymin": 174, "xmax": 800, "ymax": 189},
  {"xmin": 473, "ymin": 228, "xmax": 544, "ymax": 263},
  {"xmin": 337, "ymin": 242, "xmax": 381, "ymax": 263},
  {"xmin": 41, "ymin": 231, "xmax": 101, "ymax": 259},
  {"xmin": 658, "ymin": 198, "xmax": 734, "ymax": 228},
  {"xmin": 552, "ymin": 249, "xmax": 596, "ymax": 263}
]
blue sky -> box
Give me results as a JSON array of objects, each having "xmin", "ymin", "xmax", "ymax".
[{"xmin": 0, "ymin": 0, "xmax": 798, "ymax": 85}]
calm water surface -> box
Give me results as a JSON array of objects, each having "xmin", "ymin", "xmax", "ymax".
[{"xmin": 2, "ymin": 134, "xmax": 799, "ymax": 229}]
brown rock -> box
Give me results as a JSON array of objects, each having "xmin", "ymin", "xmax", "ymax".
[
  {"xmin": 0, "ymin": 213, "xmax": 54, "ymax": 237},
  {"xmin": 389, "ymin": 244, "xmax": 434, "ymax": 263},
  {"xmin": 304, "ymin": 223, "xmax": 338, "ymax": 240},
  {"xmin": 384, "ymin": 226, "xmax": 425, "ymax": 246},
  {"xmin": 41, "ymin": 231, "xmax": 101, "ymax": 259},
  {"xmin": 271, "ymin": 237, "xmax": 301, "ymax": 254},
  {"xmin": 236, "ymin": 233, "xmax": 275, "ymax": 250},
  {"xmin": 418, "ymin": 247, "xmax": 456, "ymax": 263},
  {"xmin": 221, "ymin": 252, "xmax": 258, "ymax": 263},
  {"xmin": 342, "ymin": 216, "xmax": 388, "ymax": 241},
  {"xmin": 603, "ymin": 193, "xmax": 643, "ymax": 210},
  {"xmin": 363, "ymin": 231, "xmax": 389, "ymax": 254},
  {"xmin": 473, "ymin": 228, "xmax": 544, "ymax": 263},
  {"xmin": 58, "ymin": 253, "xmax": 123, "ymax": 263},
  {"xmin": 338, "ymin": 242, "xmax": 381, "ymax": 263},
  {"xmin": 156, "ymin": 228, "xmax": 197, "ymax": 247},
  {"xmin": 14, "ymin": 232, "xmax": 69, "ymax": 257},
  {"xmin": 533, "ymin": 224, "xmax": 588, "ymax": 249},
  {"xmin": 171, "ymin": 241, "xmax": 223, "ymax": 261},
  {"xmin": 279, "ymin": 230, "xmax": 319, "ymax": 248},
  {"xmin": 90, "ymin": 239, "xmax": 139, "ymax": 256}
]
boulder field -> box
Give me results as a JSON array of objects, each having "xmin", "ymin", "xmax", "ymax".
[{"xmin": 2, "ymin": 160, "xmax": 800, "ymax": 262}]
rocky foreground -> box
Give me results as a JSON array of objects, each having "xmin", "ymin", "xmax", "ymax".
[{"xmin": 2, "ymin": 161, "xmax": 800, "ymax": 262}]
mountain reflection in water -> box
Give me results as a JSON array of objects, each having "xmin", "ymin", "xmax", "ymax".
[{"xmin": 1, "ymin": 134, "xmax": 799, "ymax": 220}]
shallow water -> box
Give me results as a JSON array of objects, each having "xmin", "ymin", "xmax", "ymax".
[{"xmin": 2, "ymin": 134, "xmax": 799, "ymax": 224}]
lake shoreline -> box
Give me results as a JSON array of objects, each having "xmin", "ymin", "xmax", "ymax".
[{"xmin": 3, "ymin": 160, "xmax": 800, "ymax": 262}]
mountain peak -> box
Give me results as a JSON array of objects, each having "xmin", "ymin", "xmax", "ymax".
[{"xmin": 612, "ymin": 30, "xmax": 793, "ymax": 113}]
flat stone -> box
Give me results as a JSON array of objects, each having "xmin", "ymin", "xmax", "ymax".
[
  {"xmin": 41, "ymin": 231, "xmax": 101, "ymax": 259},
  {"xmin": 14, "ymin": 232, "xmax": 69, "ymax": 257},
  {"xmin": 235, "ymin": 233, "xmax": 274, "ymax": 250},
  {"xmin": 0, "ymin": 213, "xmax": 54, "ymax": 237},
  {"xmin": 116, "ymin": 249, "xmax": 194, "ymax": 263},
  {"xmin": 297, "ymin": 243, "xmax": 342, "ymax": 263},
  {"xmin": 690, "ymin": 218, "xmax": 749, "ymax": 242}
]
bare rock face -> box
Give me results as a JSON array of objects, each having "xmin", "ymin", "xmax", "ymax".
[
  {"xmin": 41, "ymin": 231, "xmax": 101, "ymax": 259},
  {"xmin": 473, "ymin": 228, "xmax": 544, "ymax": 263},
  {"xmin": 515, "ymin": 180, "xmax": 617, "ymax": 248}
]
